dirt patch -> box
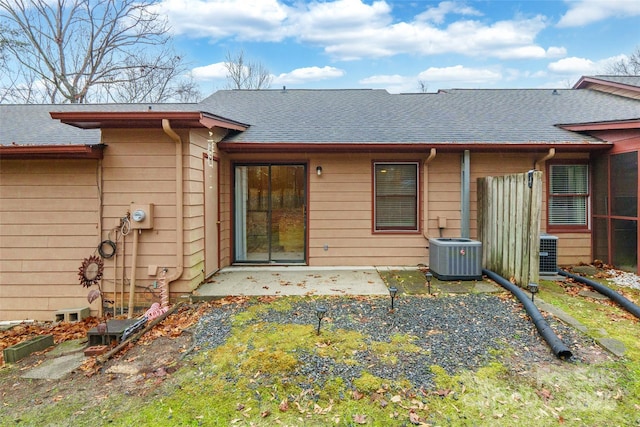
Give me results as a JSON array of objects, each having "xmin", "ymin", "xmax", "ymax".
[{"xmin": 0, "ymin": 302, "xmax": 211, "ymax": 422}]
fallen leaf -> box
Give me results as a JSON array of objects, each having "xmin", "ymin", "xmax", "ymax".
[
  {"xmin": 536, "ymin": 388, "xmax": 553, "ymax": 401},
  {"xmin": 278, "ymin": 399, "xmax": 289, "ymax": 412},
  {"xmin": 353, "ymin": 414, "xmax": 367, "ymax": 424},
  {"xmin": 409, "ymin": 411, "xmax": 422, "ymax": 425},
  {"xmin": 435, "ymin": 388, "xmax": 451, "ymax": 397}
]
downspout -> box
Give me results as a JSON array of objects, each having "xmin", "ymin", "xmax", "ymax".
[
  {"xmin": 423, "ymin": 149, "xmax": 436, "ymax": 239},
  {"xmin": 535, "ymin": 148, "xmax": 555, "ymax": 170},
  {"xmin": 162, "ymin": 119, "xmax": 185, "ymax": 301}
]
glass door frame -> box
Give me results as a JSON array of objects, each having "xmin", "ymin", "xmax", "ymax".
[{"xmin": 232, "ymin": 162, "xmax": 308, "ymax": 264}]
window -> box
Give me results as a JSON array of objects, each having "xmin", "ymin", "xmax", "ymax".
[
  {"xmin": 548, "ymin": 163, "xmax": 589, "ymax": 228},
  {"xmin": 374, "ymin": 162, "xmax": 419, "ymax": 231}
]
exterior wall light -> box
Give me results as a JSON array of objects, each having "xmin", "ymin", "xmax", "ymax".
[
  {"xmin": 528, "ymin": 283, "xmax": 539, "ymax": 302},
  {"xmin": 425, "ymin": 271, "xmax": 433, "ymax": 295},
  {"xmin": 316, "ymin": 166, "xmax": 323, "ymax": 176},
  {"xmin": 316, "ymin": 305, "xmax": 327, "ymax": 334},
  {"xmin": 389, "ymin": 286, "xmax": 398, "ymax": 310}
]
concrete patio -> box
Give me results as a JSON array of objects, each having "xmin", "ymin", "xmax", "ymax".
[{"xmin": 193, "ymin": 266, "xmax": 398, "ymax": 297}]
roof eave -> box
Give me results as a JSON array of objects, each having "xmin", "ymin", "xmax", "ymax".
[
  {"xmin": 217, "ymin": 141, "xmax": 611, "ymax": 154},
  {"xmin": 573, "ymin": 76, "xmax": 640, "ymax": 94},
  {"xmin": 558, "ymin": 119, "xmax": 640, "ymax": 131},
  {"xmin": 0, "ymin": 144, "xmax": 106, "ymax": 159},
  {"xmin": 49, "ymin": 111, "xmax": 249, "ymax": 131}
]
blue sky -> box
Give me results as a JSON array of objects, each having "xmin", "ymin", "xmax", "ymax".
[{"xmin": 156, "ymin": 0, "xmax": 640, "ymax": 94}]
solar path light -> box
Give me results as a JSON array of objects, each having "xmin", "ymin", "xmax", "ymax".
[
  {"xmin": 388, "ymin": 286, "xmax": 398, "ymax": 310},
  {"xmin": 316, "ymin": 306, "xmax": 327, "ymax": 335},
  {"xmin": 528, "ymin": 283, "xmax": 539, "ymax": 302},
  {"xmin": 425, "ymin": 271, "xmax": 433, "ymax": 294}
]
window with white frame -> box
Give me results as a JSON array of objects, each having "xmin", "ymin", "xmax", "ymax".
[
  {"xmin": 374, "ymin": 162, "xmax": 419, "ymax": 231},
  {"xmin": 548, "ymin": 163, "xmax": 589, "ymax": 228}
]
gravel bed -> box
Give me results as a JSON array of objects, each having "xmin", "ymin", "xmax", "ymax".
[
  {"xmin": 191, "ymin": 293, "xmax": 598, "ymax": 392},
  {"xmin": 607, "ymin": 269, "xmax": 640, "ymax": 290}
]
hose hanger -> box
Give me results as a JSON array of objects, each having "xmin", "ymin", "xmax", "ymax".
[{"xmin": 98, "ymin": 239, "xmax": 117, "ymax": 259}]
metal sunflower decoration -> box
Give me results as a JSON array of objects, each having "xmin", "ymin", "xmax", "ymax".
[{"xmin": 78, "ymin": 255, "xmax": 104, "ymax": 288}]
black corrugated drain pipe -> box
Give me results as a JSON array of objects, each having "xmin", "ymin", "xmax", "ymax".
[
  {"xmin": 483, "ymin": 269, "xmax": 573, "ymax": 360},
  {"xmin": 558, "ymin": 269, "xmax": 640, "ymax": 320}
]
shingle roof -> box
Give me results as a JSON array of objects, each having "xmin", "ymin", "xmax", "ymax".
[
  {"xmin": 588, "ymin": 75, "xmax": 640, "ymax": 87},
  {"xmin": 2, "ymin": 84, "xmax": 639, "ymax": 148},
  {"xmin": 0, "ymin": 102, "xmax": 196, "ymax": 146},
  {"xmin": 198, "ymin": 87, "xmax": 640, "ymax": 144}
]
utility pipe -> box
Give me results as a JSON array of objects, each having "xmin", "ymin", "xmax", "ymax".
[
  {"xmin": 127, "ymin": 230, "xmax": 139, "ymax": 318},
  {"xmin": 534, "ymin": 148, "xmax": 555, "ymax": 170},
  {"xmin": 97, "ymin": 159, "xmax": 104, "ymax": 318},
  {"xmin": 423, "ymin": 148, "xmax": 436, "ymax": 240},
  {"xmin": 483, "ymin": 269, "xmax": 573, "ymax": 359},
  {"xmin": 461, "ymin": 150, "xmax": 471, "ymax": 238},
  {"xmin": 162, "ymin": 119, "xmax": 185, "ymax": 304},
  {"xmin": 558, "ymin": 269, "xmax": 640, "ymax": 319}
]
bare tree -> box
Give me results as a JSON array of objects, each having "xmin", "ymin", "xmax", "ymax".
[
  {"xmin": 0, "ymin": 23, "xmax": 29, "ymax": 103},
  {"xmin": 0, "ymin": 0, "xmax": 201, "ymax": 103},
  {"xmin": 99, "ymin": 48, "xmax": 201, "ymax": 103},
  {"xmin": 607, "ymin": 46, "xmax": 640, "ymax": 75},
  {"xmin": 418, "ymin": 80, "xmax": 428, "ymax": 93},
  {"xmin": 224, "ymin": 50, "xmax": 273, "ymax": 90}
]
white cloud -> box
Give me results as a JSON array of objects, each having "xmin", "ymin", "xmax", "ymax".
[
  {"xmin": 191, "ymin": 62, "xmax": 228, "ymax": 81},
  {"xmin": 548, "ymin": 57, "xmax": 598, "ymax": 74},
  {"xmin": 357, "ymin": 65, "xmax": 502, "ymax": 93},
  {"xmin": 546, "ymin": 46, "xmax": 567, "ymax": 58},
  {"xmin": 558, "ymin": 0, "xmax": 640, "ymax": 27},
  {"xmin": 274, "ymin": 66, "xmax": 345, "ymax": 84},
  {"xmin": 359, "ymin": 74, "xmax": 405, "ymax": 85},
  {"xmin": 417, "ymin": 65, "xmax": 502, "ymax": 84},
  {"xmin": 416, "ymin": 1, "xmax": 482, "ymax": 24},
  {"xmin": 154, "ymin": 0, "xmax": 291, "ymax": 41},
  {"xmin": 158, "ymin": 0, "xmax": 557, "ymax": 62}
]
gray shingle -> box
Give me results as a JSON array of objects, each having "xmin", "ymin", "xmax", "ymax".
[
  {"xmin": 199, "ymin": 87, "xmax": 640, "ymax": 144},
  {"xmin": 0, "ymin": 103, "xmax": 197, "ymax": 146},
  {"xmin": 2, "ymin": 86, "xmax": 639, "ymax": 147},
  {"xmin": 589, "ymin": 75, "xmax": 640, "ymax": 88}
]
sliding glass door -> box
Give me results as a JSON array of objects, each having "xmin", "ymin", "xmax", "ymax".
[{"xmin": 234, "ymin": 164, "xmax": 306, "ymax": 263}]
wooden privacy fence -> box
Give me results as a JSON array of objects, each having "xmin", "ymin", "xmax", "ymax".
[{"xmin": 477, "ymin": 170, "xmax": 542, "ymax": 287}]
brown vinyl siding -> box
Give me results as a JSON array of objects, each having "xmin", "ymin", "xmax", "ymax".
[
  {"xmin": 101, "ymin": 128, "xmax": 205, "ymax": 300},
  {"xmin": 0, "ymin": 159, "xmax": 100, "ymax": 320}
]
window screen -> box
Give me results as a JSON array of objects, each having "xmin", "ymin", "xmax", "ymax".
[
  {"xmin": 374, "ymin": 162, "xmax": 418, "ymax": 231},
  {"xmin": 548, "ymin": 164, "xmax": 588, "ymax": 226}
]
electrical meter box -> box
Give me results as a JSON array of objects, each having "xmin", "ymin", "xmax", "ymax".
[{"xmin": 130, "ymin": 203, "xmax": 154, "ymax": 229}]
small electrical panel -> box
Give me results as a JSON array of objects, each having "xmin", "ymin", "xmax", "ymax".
[{"xmin": 130, "ymin": 203, "xmax": 154, "ymax": 229}]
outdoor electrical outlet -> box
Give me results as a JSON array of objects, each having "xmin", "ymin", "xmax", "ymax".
[{"xmin": 323, "ymin": 244, "xmax": 329, "ymax": 251}]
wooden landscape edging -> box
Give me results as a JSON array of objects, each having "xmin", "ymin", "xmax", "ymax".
[{"xmin": 478, "ymin": 170, "xmax": 542, "ymax": 287}]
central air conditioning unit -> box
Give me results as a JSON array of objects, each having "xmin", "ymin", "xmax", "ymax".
[
  {"xmin": 539, "ymin": 234, "xmax": 558, "ymax": 275},
  {"xmin": 428, "ymin": 238, "xmax": 483, "ymax": 280}
]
